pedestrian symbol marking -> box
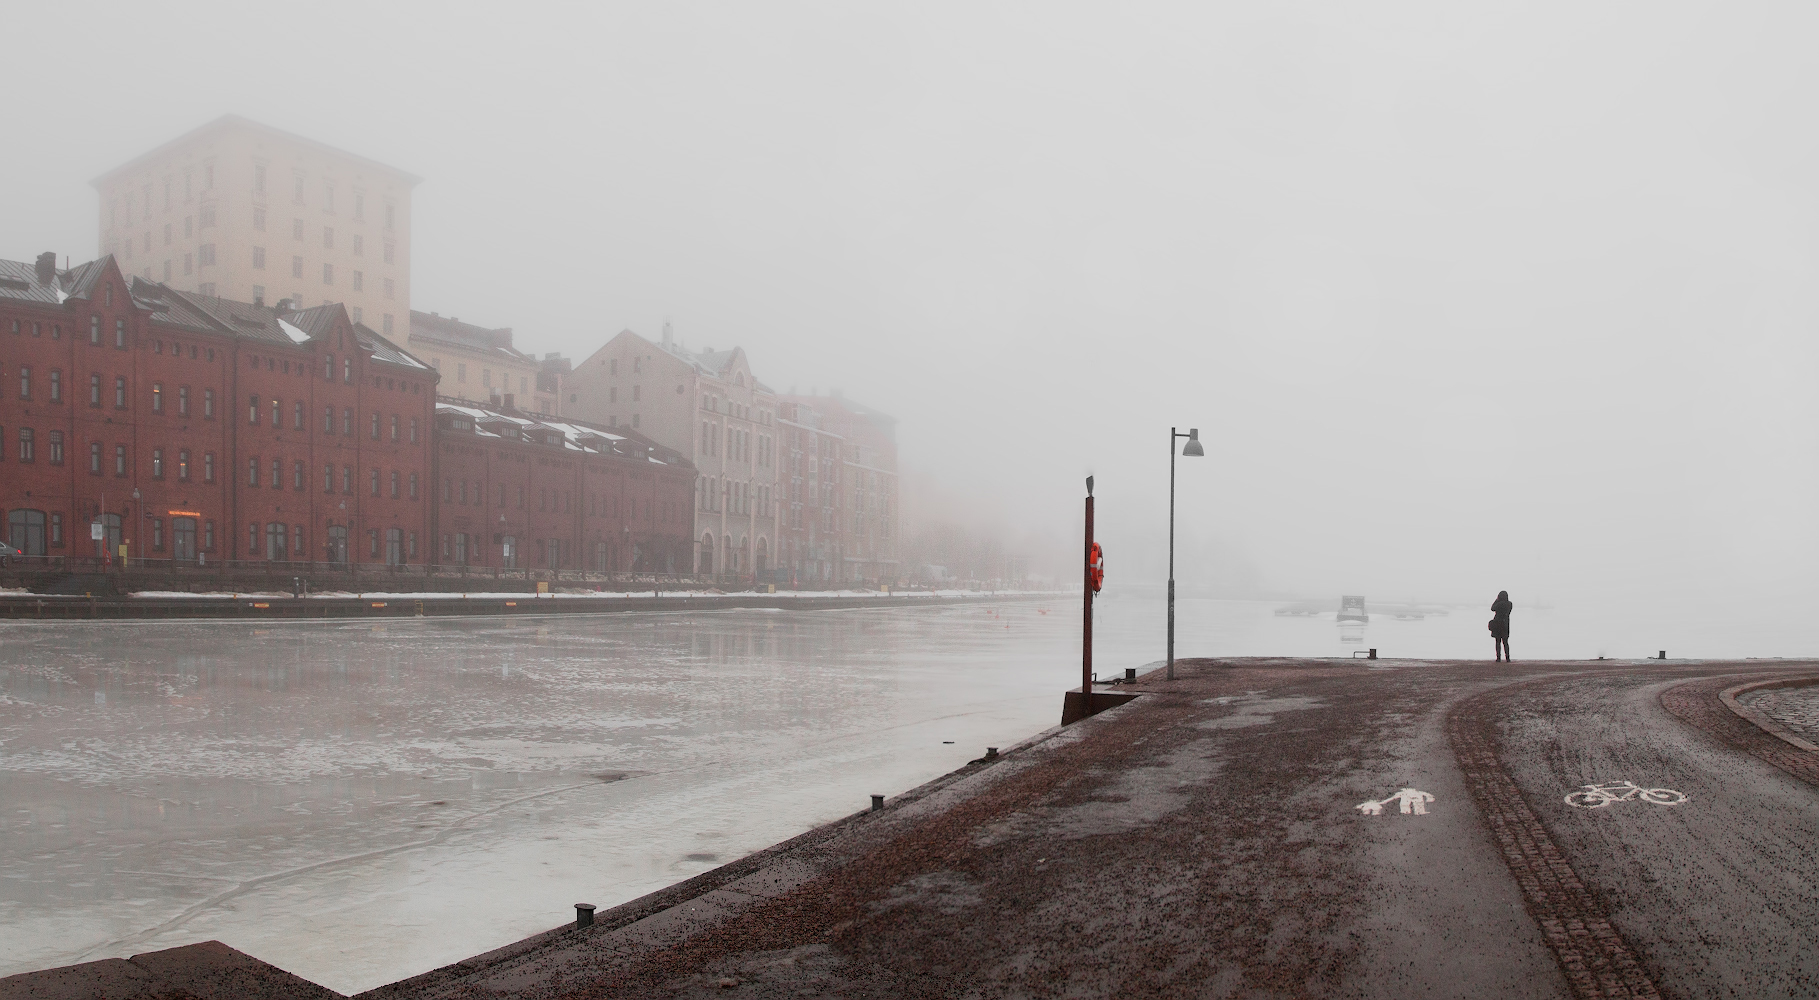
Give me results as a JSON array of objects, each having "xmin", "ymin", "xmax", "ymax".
[
  {"xmin": 1356, "ymin": 788, "xmax": 1434, "ymax": 816},
  {"xmin": 1563, "ymin": 781, "xmax": 1686, "ymax": 809}
]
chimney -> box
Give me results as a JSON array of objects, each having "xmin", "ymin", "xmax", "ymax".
[
  {"xmin": 275, "ymin": 298, "xmax": 292, "ymax": 312},
  {"xmin": 253, "ymin": 291, "xmax": 265, "ymax": 307},
  {"xmin": 662, "ymin": 320, "xmax": 674, "ymax": 347},
  {"xmin": 503, "ymin": 393, "xmax": 515, "ymax": 411},
  {"xmin": 35, "ymin": 252, "xmax": 56, "ymax": 287}
]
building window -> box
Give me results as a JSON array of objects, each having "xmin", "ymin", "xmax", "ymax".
[
  {"xmin": 294, "ymin": 460, "xmax": 305, "ymax": 490},
  {"xmin": 352, "ymin": 270, "xmax": 363, "ymax": 292},
  {"xmin": 204, "ymin": 452, "xmax": 215, "ymax": 482},
  {"xmin": 115, "ymin": 319, "xmax": 127, "ymax": 349},
  {"xmin": 203, "ymin": 519, "xmax": 214, "ymax": 551},
  {"xmin": 114, "ymin": 444, "xmax": 127, "ymax": 476},
  {"xmin": 49, "ymin": 431, "xmax": 63, "ymax": 466},
  {"xmin": 383, "ymin": 277, "xmax": 394, "ymax": 299},
  {"xmin": 323, "ymin": 227, "xmax": 334, "ymax": 249},
  {"xmin": 353, "ymin": 233, "xmax": 363, "ymax": 256},
  {"xmin": 115, "ymin": 377, "xmax": 127, "ymax": 408},
  {"xmin": 17, "ymin": 366, "xmax": 29, "ymax": 400},
  {"xmin": 294, "ymin": 401, "xmax": 305, "ymax": 430},
  {"xmin": 409, "ymin": 417, "xmax": 418, "ymax": 443},
  {"xmin": 295, "ymin": 525, "xmax": 305, "ymax": 558},
  {"xmin": 49, "ymin": 369, "xmax": 60, "ymax": 402},
  {"xmin": 383, "ymin": 240, "xmax": 395, "ymax": 263},
  {"xmin": 253, "ymin": 247, "xmax": 265, "ymax": 269},
  {"xmin": 390, "ymin": 471, "xmax": 399, "ymax": 498},
  {"xmin": 271, "ymin": 398, "xmax": 281, "ymax": 426},
  {"xmin": 249, "ymin": 395, "xmax": 260, "ymax": 424},
  {"xmin": 323, "ymin": 263, "xmax": 334, "ymax": 285},
  {"xmin": 370, "ymin": 468, "xmax": 380, "ymax": 496},
  {"xmin": 324, "ymin": 464, "xmax": 334, "ymax": 493},
  {"xmin": 151, "ymin": 447, "xmax": 162, "ymax": 477},
  {"xmin": 266, "ymin": 522, "xmax": 288, "ymax": 560},
  {"xmin": 271, "ymin": 458, "xmax": 281, "ymax": 489},
  {"xmin": 370, "ymin": 412, "xmax": 380, "ymax": 440},
  {"xmin": 199, "ymin": 244, "xmax": 216, "ymax": 266},
  {"xmin": 408, "ymin": 472, "xmax": 418, "ymax": 499},
  {"xmin": 18, "ymin": 427, "xmax": 33, "ymax": 463},
  {"xmin": 151, "ymin": 382, "xmax": 162, "ymax": 412},
  {"xmin": 89, "ymin": 441, "xmax": 101, "ymax": 474},
  {"xmin": 292, "ymin": 256, "xmax": 303, "ymax": 278},
  {"xmin": 248, "ymin": 457, "xmax": 260, "ymax": 486},
  {"xmin": 369, "ymin": 529, "xmax": 380, "ymax": 558},
  {"xmin": 204, "ymin": 388, "xmax": 215, "ymax": 418},
  {"xmin": 344, "ymin": 359, "xmax": 351, "ymax": 383},
  {"xmin": 177, "ymin": 448, "xmax": 189, "ymax": 480},
  {"xmin": 390, "ymin": 415, "xmax": 399, "ymax": 442},
  {"xmin": 342, "ymin": 466, "xmax": 352, "ymax": 493},
  {"xmin": 342, "ymin": 407, "xmax": 353, "ymax": 434}
]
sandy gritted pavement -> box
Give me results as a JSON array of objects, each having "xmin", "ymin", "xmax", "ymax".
[{"xmin": 351, "ymin": 658, "xmax": 1819, "ymax": 997}]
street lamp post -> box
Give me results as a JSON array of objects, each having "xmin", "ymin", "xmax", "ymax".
[{"xmin": 1168, "ymin": 427, "xmax": 1203, "ymax": 680}]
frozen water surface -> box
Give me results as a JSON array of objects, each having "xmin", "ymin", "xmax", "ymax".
[{"xmin": 1, "ymin": 595, "xmax": 1807, "ymax": 992}]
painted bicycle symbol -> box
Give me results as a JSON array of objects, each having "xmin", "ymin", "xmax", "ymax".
[{"xmin": 1563, "ymin": 781, "xmax": 1687, "ymax": 809}]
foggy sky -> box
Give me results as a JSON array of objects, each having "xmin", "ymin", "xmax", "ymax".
[{"xmin": 6, "ymin": 2, "xmax": 1817, "ymax": 614}]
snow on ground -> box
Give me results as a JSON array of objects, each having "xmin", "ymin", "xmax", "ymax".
[{"xmin": 123, "ymin": 588, "xmax": 1055, "ymax": 600}]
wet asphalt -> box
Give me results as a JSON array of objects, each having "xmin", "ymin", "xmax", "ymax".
[{"xmin": 371, "ymin": 657, "xmax": 1819, "ymax": 1000}]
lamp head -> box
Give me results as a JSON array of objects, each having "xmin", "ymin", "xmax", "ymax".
[{"xmin": 1182, "ymin": 427, "xmax": 1204, "ymax": 457}]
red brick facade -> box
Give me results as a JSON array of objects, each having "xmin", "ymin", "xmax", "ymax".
[
  {"xmin": 3, "ymin": 254, "xmax": 698, "ymax": 579},
  {"xmin": 433, "ymin": 404, "xmax": 696, "ymax": 574},
  {"xmin": 1, "ymin": 254, "xmax": 436, "ymax": 569}
]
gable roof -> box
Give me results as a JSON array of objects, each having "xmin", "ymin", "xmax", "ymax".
[{"xmin": 0, "ymin": 254, "xmax": 119, "ymax": 308}]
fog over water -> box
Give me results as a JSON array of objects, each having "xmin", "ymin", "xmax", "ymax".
[{"xmin": 5, "ymin": 9, "xmax": 1815, "ymax": 627}]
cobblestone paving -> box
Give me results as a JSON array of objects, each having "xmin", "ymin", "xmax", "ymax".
[{"xmin": 1740, "ymin": 686, "xmax": 1819, "ymax": 736}]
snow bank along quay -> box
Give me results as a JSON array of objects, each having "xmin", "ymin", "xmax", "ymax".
[
  {"xmin": 0, "ymin": 588, "xmax": 1033, "ymax": 620},
  {"xmin": 11, "ymin": 654, "xmax": 1819, "ymax": 997}
]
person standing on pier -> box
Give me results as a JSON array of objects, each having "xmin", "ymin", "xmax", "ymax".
[{"xmin": 1490, "ymin": 591, "xmax": 1513, "ymax": 662}]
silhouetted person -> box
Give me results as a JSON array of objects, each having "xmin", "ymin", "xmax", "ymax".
[{"xmin": 1491, "ymin": 591, "xmax": 1513, "ymax": 661}]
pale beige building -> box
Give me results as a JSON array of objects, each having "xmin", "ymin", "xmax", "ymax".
[
  {"xmin": 93, "ymin": 114, "xmax": 418, "ymax": 339},
  {"xmin": 409, "ymin": 310, "xmax": 568, "ymax": 416},
  {"xmin": 568, "ymin": 324, "xmax": 780, "ymax": 579}
]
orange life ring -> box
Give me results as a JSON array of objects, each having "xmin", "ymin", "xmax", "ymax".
[{"xmin": 1088, "ymin": 542, "xmax": 1104, "ymax": 592}]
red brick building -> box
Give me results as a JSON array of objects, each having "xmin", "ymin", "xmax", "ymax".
[
  {"xmin": 775, "ymin": 393, "xmax": 900, "ymax": 586},
  {"xmin": 1, "ymin": 252, "xmax": 438, "ymax": 569},
  {"xmin": 433, "ymin": 401, "xmax": 696, "ymax": 574}
]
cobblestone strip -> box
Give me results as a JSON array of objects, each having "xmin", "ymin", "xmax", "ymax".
[
  {"xmin": 1660, "ymin": 676, "xmax": 1819, "ymax": 787},
  {"xmin": 1447, "ymin": 689, "xmax": 1662, "ymax": 1000}
]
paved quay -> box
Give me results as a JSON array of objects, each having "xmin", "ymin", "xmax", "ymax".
[
  {"xmin": 368, "ymin": 655, "xmax": 1819, "ymax": 999},
  {"xmin": 9, "ymin": 655, "xmax": 1819, "ymax": 999}
]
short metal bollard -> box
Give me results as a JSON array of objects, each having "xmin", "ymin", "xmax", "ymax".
[
  {"xmin": 870, "ymin": 794, "xmax": 884, "ymax": 812},
  {"xmin": 575, "ymin": 903, "xmax": 595, "ymax": 929}
]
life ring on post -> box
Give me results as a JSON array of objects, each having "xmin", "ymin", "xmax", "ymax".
[{"xmin": 1088, "ymin": 542, "xmax": 1105, "ymax": 593}]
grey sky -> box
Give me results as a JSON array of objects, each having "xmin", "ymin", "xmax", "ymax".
[{"xmin": 5, "ymin": 2, "xmax": 1815, "ymax": 611}]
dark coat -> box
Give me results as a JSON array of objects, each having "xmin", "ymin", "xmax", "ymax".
[{"xmin": 1491, "ymin": 598, "xmax": 1513, "ymax": 639}]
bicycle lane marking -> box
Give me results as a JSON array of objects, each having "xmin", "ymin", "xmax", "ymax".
[
  {"xmin": 1562, "ymin": 782, "xmax": 1688, "ymax": 810},
  {"xmin": 1446, "ymin": 681, "xmax": 1663, "ymax": 1000}
]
